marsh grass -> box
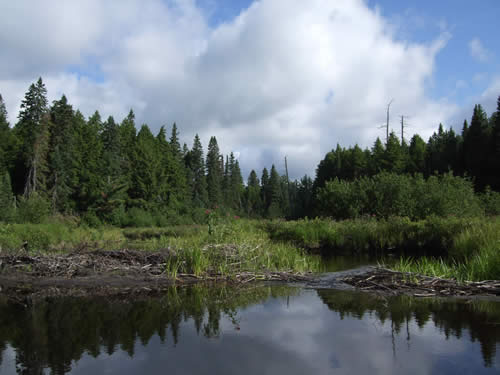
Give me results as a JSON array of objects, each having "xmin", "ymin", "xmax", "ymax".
[
  {"xmin": 0, "ymin": 218, "xmax": 321, "ymax": 278},
  {"xmin": 390, "ymin": 218, "xmax": 500, "ymax": 281}
]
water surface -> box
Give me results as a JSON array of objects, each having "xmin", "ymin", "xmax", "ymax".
[{"xmin": 0, "ymin": 284, "xmax": 499, "ymax": 374}]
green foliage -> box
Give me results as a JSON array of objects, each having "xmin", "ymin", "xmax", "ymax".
[
  {"xmin": 317, "ymin": 172, "xmax": 482, "ymax": 220},
  {"xmin": 15, "ymin": 193, "xmax": 51, "ymax": 224},
  {"xmin": 0, "ymin": 172, "xmax": 15, "ymax": 222}
]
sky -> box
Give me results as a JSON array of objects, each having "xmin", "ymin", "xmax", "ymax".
[{"xmin": 0, "ymin": 0, "xmax": 499, "ymax": 180}]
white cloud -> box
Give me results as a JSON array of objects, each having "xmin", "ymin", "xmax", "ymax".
[
  {"xmin": 469, "ymin": 38, "xmax": 491, "ymax": 63},
  {"xmin": 0, "ymin": 0, "xmax": 458, "ymax": 179}
]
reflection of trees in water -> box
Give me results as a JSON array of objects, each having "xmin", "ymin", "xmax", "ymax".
[
  {"xmin": 316, "ymin": 289, "xmax": 500, "ymax": 367},
  {"xmin": 0, "ymin": 285, "xmax": 296, "ymax": 374}
]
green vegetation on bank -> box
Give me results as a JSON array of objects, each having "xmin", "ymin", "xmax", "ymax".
[
  {"xmin": 0, "ymin": 217, "xmax": 321, "ymax": 277},
  {"xmin": 266, "ymin": 216, "xmax": 500, "ymax": 281}
]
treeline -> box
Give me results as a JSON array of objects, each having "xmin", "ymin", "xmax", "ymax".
[
  {"xmin": 313, "ymin": 101, "xmax": 500, "ymax": 193},
  {"xmin": 0, "ymin": 77, "xmax": 499, "ymax": 225},
  {"xmin": 0, "ymin": 78, "xmax": 292, "ymax": 225}
]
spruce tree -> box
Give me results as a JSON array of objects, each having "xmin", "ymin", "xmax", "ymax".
[
  {"xmin": 260, "ymin": 167, "xmax": 270, "ymax": 213},
  {"xmin": 0, "ymin": 94, "xmax": 17, "ymax": 176},
  {"xmin": 230, "ymin": 157, "xmax": 244, "ymax": 211},
  {"xmin": 188, "ymin": 134, "xmax": 208, "ymax": 208},
  {"xmin": 267, "ymin": 165, "xmax": 282, "ymax": 218},
  {"xmin": 14, "ymin": 78, "xmax": 50, "ymax": 197},
  {"xmin": 408, "ymin": 134, "xmax": 426, "ymax": 174},
  {"xmin": 206, "ymin": 136, "xmax": 222, "ymax": 207},
  {"xmin": 246, "ymin": 170, "xmax": 261, "ymax": 216},
  {"xmin": 464, "ymin": 104, "xmax": 490, "ymax": 188},
  {"xmin": 72, "ymin": 111, "xmax": 103, "ymax": 211},
  {"xmin": 383, "ymin": 132, "xmax": 404, "ymax": 173},
  {"xmin": 49, "ymin": 95, "xmax": 76, "ymax": 211},
  {"xmin": 370, "ymin": 137, "xmax": 385, "ymax": 175}
]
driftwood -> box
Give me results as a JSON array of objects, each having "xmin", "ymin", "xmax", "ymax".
[
  {"xmin": 341, "ymin": 267, "xmax": 500, "ymax": 297},
  {"xmin": 0, "ymin": 250, "xmax": 312, "ymax": 285}
]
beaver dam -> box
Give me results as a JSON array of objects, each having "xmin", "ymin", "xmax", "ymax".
[{"xmin": 0, "ymin": 250, "xmax": 499, "ymax": 301}]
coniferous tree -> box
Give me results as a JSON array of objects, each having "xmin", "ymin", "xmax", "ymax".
[
  {"xmin": 246, "ymin": 170, "xmax": 261, "ymax": 216},
  {"xmin": 230, "ymin": 157, "xmax": 244, "ymax": 211},
  {"xmin": 383, "ymin": 132, "xmax": 404, "ymax": 173},
  {"xmin": 14, "ymin": 78, "xmax": 50, "ymax": 197},
  {"xmin": 464, "ymin": 104, "xmax": 490, "ymax": 189},
  {"xmin": 370, "ymin": 137, "xmax": 385, "ymax": 175},
  {"xmin": 186, "ymin": 134, "xmax": 208, "ymax": 208},
  {"xmin": 0, "ymin": 94, "xmax": 17, "ymax": 176},
  {"xmin": 260, "ymin": 167, "xmax": 270, "ymax": 213},
  {"xmin": 206, "ymin": 136, "xmax": 222, "ymax": 207},
  {"xmin": 408, "ymin": 134, "xmax": 426, "ymax": 174},
  {"xmin": 490, "ymin": 96, "xmax": 500, "ymax": 190},
  {"xmin": 131, "ymin": 125, "xmax": 160, "ymax": 204},
  {"xmin": 49, "ymin": 95, "xmax": 76, "ymax": 211},
  {"xmin": 119, "ymin": 110, "xmax": 137, "ymax": 192},
  {"xmin": 72, "ymin": 111, "xmax": 103, "ymax": 211},
  {"xmin": 267, "ymin": 165, "xmax": 282, "ymax": 218}
]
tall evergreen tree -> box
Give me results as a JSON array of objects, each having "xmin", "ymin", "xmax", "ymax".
[
  {"xmin": 0, "ymin": 94, "xmax": 17, "ymax": 176},
  {"xmin": 206, "ymin": 136, "xmax": 222, "ymax": 207},
  {"xmin": 49, "ymin": 95, "xmax": 76, "ymax": 211},
  {"xmin": 260, "ymin": 167, "xmax": 270, "ymax": 212},
  {"xmin": 464, "ymin": 104, "xmax": 490, "ymax": 188},
  {"xmin": 245, "ymin": 170, "xmax": 261, "ymax": 216},
  {"xmin": 186, "ymin": 134, "xmax": 208, "ymax": 207},
  {"xmin": 383, "ymin": 132, "xmax": 404, "ymax": 173},
  {"xmin": 408, "ymin": 134, "xmax": 426, "ymax": 174},
  {"xmin": 230, "ymin": 156, "xmax": 244, "ymax": 211},
  {"xmin": 267, "ymin": 165, "xmax": 282, "ymax": 218},
  {"xmin": 14, "ymin": 78, "xmax": 50, "ymax": 196},
  {"xmin": 71, "ymin": 111, "xmax": 103, "ymax": 211}
]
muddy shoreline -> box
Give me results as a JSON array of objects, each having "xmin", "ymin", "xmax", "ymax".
[{"xmin": 1, "ymin": 250, "xmax": 499, "ymax": 302}]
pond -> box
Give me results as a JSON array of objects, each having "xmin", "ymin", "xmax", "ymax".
[{"xmin": 0, "ymin": 284, "xmax": 498, "ymax": 374}]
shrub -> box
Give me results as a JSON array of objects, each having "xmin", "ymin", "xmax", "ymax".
[{"xmin": 15, "ymin": 193, "xmax": 51, "ymax": 224}]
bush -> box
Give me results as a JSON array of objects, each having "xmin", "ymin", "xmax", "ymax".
[
  {"xmin": 316, "ymin": 172, "xmax": 483, "ymax": 220},
  {"xmin": 15, "ymin": 193, "xmax": 51, "ymax": 224}
]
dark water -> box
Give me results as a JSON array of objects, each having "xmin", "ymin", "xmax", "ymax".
[{"xmin": 0, "ymin": 285, "xmax": 499, "ymax": 374}]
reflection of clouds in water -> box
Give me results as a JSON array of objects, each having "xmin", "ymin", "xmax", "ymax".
[{"xmin": 38, "ymin": 288, "xmax": 500, "ymax": 374}]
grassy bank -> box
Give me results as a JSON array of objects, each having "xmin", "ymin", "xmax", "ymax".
[
  {"xmin": 265, "ymin": 216, "xmax": 500, "ymax": 281},
  {"xmin": 0, "ymin": 218, "xmax": 321, "ymax": 278}
]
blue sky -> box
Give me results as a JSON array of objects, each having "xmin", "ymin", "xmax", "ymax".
[{"xmin": 0, "ymin": 0, "xmax": 499, "ymax": 179}]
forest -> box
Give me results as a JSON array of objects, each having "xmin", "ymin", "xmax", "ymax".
[{"xmin": 1, "ymin": 77, "xmax": 499, "ymax": 226}]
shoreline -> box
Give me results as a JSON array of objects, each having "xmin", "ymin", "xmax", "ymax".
[{"xmin": 1, "ymin": 250, "xmax": 499, "ymax": 302}]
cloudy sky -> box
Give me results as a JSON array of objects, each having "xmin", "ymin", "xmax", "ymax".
[{"xmin": 1, "ymin": 0, "xmax": 499, "ymax": 180}]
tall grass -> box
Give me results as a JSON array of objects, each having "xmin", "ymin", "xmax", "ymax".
[{"xmin": 0, "ymin": 218, "xmax": 321, "ymax": 277}]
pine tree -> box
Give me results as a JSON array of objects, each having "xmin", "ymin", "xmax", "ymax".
[
  {"xmin": 408, "ymin": 134, "xmax": 426, "ymax": 174},
  {"xmin": 267, "ymin": 165, "xmax": 282, "ymax": 218},
  {"xmin": 14, "ymin": 78, "xmax": 50, "ymax": 197},
  {"xmin": 260, "ymin": 167, "xmax": 270, "ymax": 213},
  {"xmin": 246, "ymin": 170, "xmax": 261, "ymax": 216},
  {"xmin": 0, "ymin": 94, "xmax": 17, "ymax": 176},
  {"xmin": 49, "ymin": 95, "xmax": 76, "ymax": 211},
  {"xmin": 169, "ymin": 123, "xmax": 181, "ymax": 160},
  {"xmin": 131, "ymin": 125, "xmax": 160, "ymax": 204},
  {"xmin": 383, "ymin": 132, "xmax": 404, "ymax": 173},
  {"xmin": 193, "ymin": 135, "xmax": 209, "ymax": 207},
  {"xmin": 464, "ymin": 104, "xmax": 490, "ymax": 189},
  {"xmin": 490, "ymin": 96, "xmax": 500, "ymax": 190},
  {"xmin": 370, "ymin": 137, "xmax": 385, "ymax": 175},
  {"xmin": 206, "ymin": 136, "xmax": 222, "ymax": 207},
  {"xmin": 72, "ymin": 111, "xmax": 103, "ymax": 211},
  {"xmin": 230, "ymin": 156, "xmax": 244, "ymax": 211},
  {"xmin": 119, "ymin": 109, "xmax": 137, "ymax": 194}
]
